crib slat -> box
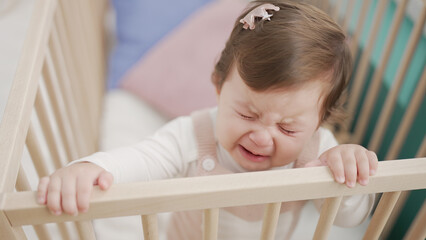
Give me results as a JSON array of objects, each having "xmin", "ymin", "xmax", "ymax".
[
  {"xmin": 34, "ymin": 88, "xmax": 64, "ymax": 169},
  {"xmin": 260, "ymin": 202, "xmax": 282, "ymax": 240},
  {"xmin": 351, "ymin": 0, "xmax": 409, "ymax": 144},
  {"xmin": 73, "ymin": 0, "xmax": 100, "ymax": 122},
  {"xmin": 331, "ymin": 0, "xmax": 343, "ymax": 23},
  {"xmin": 75, "ymin": 0, "xmax": 105, "ymax": 125},
  {"xmin": 55, "ymin": 3, "xmax": 96, "ymax": 155},
  {"xmin": 368, "ymin": 5, "xmax": 426, "ymax": 152},
  {"xmin": 203, "ymin": 208, "xmax": 219, "ymax": 240},
  {"xmin": 26, "ymin": 122, "xmax": 50, "ymax": 177},
  {"xmin": 341, "ymin": 0, "xmax": 355, "ymax": 33},
  {"xmin": 381, "ymin": 191, "xmax": 410, "ymax": 239},
  {"xmin": 363, "ymin": 191, "xmax": 401, "ymax": 240},
  {"xmin": 59, "ymin": 0, "xmax": 98, "ymax": 144},
  {"xmin": 344, "ymin": 0, "xmax": 389, "ymax": 132},
  {"xmin": 319, "ymin": 0, "xmax": 330, "ymax": 14},
  {"xmin": 15, "ymin": 166, "xmax": 31, "ymax": 192},
  {"xmin": 404, "ymin": 200, "xmax": 426, "ymax": 240},
  {"xmin": 417, "ymin": 138, "xmax": 426, "ymax": 157},
  {"xmin": 382, "ymin": 138, "xmax": 426, "ymax": 239},
  {"xmin": 313, "ymin": 196, "xmax": 342, "ymax": 240},
  {"xmin": 74, "ymin": 221, "xmax": 96, "ymax": 240},
  {"xmin": 50, "ymin": 22, "xmax": 89, "ymax": 157},
  {"xmin": 385, "ymin": 68, "xmax": 426, "ymax": 160},
  {"xmin": 349, "ymin": 1, "xmax": 371, "ymax": 58},
  {"xmin": 43, "ymin": 50, "xmax": 77, "ymax": 162},
  {"xmin": 141, "ymin": 214, "xmax": 159, "ymax": 240}
]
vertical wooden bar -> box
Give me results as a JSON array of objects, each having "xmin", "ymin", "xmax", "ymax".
[
  {"xmin": 363, "ymin": 191, "xmax": 402, "ymax": 240},
  {"xmin": 319, "ymin": 0, "xmax": 330, "ymax": 14},
  {"xmin": 260, "ymin": 202, "xmax": 282, "ymax": 240},
  {"xmin": 15, "ymin": 166, "xmax": 30, "ymax": 192},
  {"xmin": 26, "ymin": 122, "xmax": 50, "ymax": 177},
  {"xmin": 16, "ymin": 166, "xmax": 52, "ymax": 240},
  {"xmin": 381, "ymin": 191, "xmax": 411, "ymax": 239},
  {"xmin": 50, "ymin": 22, "xmax": 88, "ymax": 158},
  {"xmin": 43, "ymin": 50, "xmax": 78, "ymax": 162},
  {"xmin": 55, "ymin": 2, "xmax": 96, "ymax": 155},
  {"xmin": 331, "ymin": 0, "xmax": 343, "ymax": 23},
  {"xmin": 404, "ymin": 200, "xmax": 426, "ymax": 240},
  {"xmin": 73, "ymin": 0, "xmax": 98, "ymax": 113},
  {"xmin": 385, "ymin": 68, "xmax": 426, "ymax": 160},
  {"xmin": 313, "ymin": 196, "xmax": 343, "ymax": 240},
  {"xmin": 203, "ymin": 208, "xmax": 219, "ymax": 240},
  {"xmin": 352, "ymin": 0, "xmax": 409, "ymax": 144},
  {"xmin": 417, "ymin": 138, "xmax": 426, "ymax": 157},
  {"xmin": 34, "ymin": 88, "xmax": 64, "ymax": 169},
  {"xmin": 59, "ymin": 0, "xmax": 97, "ymax": 137},
  {"xmin": 74, "ymin": 221, "xmax": 97, "ymax": 240},
  {"xmin": 344, "ymin": 0, "xmax": 389, "ymax": 132},
  {"xmin": 141, "ymin": 214, "xmax": 159, "ymax": 240},
  {"xmin": 342, "ymin": 0, "xmax": 355, "ymax": 33},
  {"xmin": 368, "ymin": 6, "xmax": 426, "ymax": 152},
  {"xmin": 382, "ymin": 138, "xmax": 426, "ymax": 239},
  {"xmin": 349, "ymin": 1, "xmax": 370, "ymax": 57}
]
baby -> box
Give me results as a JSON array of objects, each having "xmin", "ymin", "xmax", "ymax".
[{"xmin": 38, "ymin": 1, "xmax": 378, "ymax": 239}]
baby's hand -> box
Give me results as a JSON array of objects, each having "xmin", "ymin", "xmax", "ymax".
[
  {"xmin": 306, "ymin": 144, "xmax": 378, "ymax": 188},
  {"xmin": 37, "ymin": 162, "xmax": 113, "ymax": 216}
]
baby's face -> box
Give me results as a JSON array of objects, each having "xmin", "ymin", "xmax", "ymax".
[{"xmin": 216, "ymin": 66, "xmax": 325, "ymax": 171}]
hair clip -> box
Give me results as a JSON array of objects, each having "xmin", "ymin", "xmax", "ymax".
[{"xmin": 240, "ymin": 3, "xmax": 280, "ymax": 30}]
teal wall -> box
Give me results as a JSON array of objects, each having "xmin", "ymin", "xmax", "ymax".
[{"xmin": 345, "ymin": 0, "xmax": 425, "ymax": 239}]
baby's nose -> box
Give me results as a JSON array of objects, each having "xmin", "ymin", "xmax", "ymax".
[{"xmin": 249, "ymin": 129, "xmax": 273, "ymax": 147}]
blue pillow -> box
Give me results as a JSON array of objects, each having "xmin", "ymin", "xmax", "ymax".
[{"xmin": 107, "ymin": 0, "xmax": 213, "ymax": 89}]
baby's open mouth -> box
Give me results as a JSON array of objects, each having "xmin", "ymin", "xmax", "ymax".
[{"xmin": 239, "ymin": 145, "xmax": 270, "ymax": 162}]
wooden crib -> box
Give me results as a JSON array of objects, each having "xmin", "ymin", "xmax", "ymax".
[{"xmin": 0, "ymin": 0, "xmax": 425, "ymax": 239}]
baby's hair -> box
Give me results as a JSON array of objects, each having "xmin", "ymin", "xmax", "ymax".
[{"xmin": 212, "ymin": 0, "xmax": 352, "ymax": 124}]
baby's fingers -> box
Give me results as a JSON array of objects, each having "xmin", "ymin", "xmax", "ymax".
[
  {"xmin": 76, "ymin": 170, "xmax": 113, "ymax": 213},
  {"xmin": 46, "ymin": 176, "xmax": 63, "ymax": 215},
  {"xmin": 355, "ymin": 150, "xmax": 370, "ymax": 186},
  {"xmin": 367, "ymin": 150, "xmax": 378, "ymax": 175},
  {"xmin": 342, "ymin": 153, "xmax": 357, "ymax": 188},
  {"xmin": 324, "ymin": 152, "xmax": 345, "ymax": 184},
  {"xmin": 98, "ymin": 171, "xmax": 113, "ymax": 190},
  {"xmin": 37, "ymin": 176, "xmax": 50, "ymax": 204},
  {"xmin": 61, "ymin": 176, "xmax": 78, "ymax": 216},
  {"xmin": 76, "ymin": 176, "xmax": 94, "ymax": 213}
]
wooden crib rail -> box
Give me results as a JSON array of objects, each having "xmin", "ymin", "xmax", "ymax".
[{"xmin": 2, "ymin": 158, "xmax": 426, "ymax": 238}]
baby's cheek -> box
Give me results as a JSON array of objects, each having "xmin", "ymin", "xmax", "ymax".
[
  {"xmin": 274, "ymin": 139, "xmax": 305, "ymax": 165},
  {"xmin": 217, "ymin": 119, "xmax": 246, "ymax": 150}
]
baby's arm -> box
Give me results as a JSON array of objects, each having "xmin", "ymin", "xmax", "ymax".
[
  {"xmin": 37, "ymin": 115, "xmax": 197, "ymax": 216},
  {"xmin": 37, "ymin": 162, "xmax": 113, "ymax": 216},
  {"xmin": 306, "ymin": 144, "xmax": 378, "ymax": 188}
]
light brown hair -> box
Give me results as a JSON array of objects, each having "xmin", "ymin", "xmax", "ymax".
[{"xmin": 212, "ymin": 0, "xmax": 352, "ymax": 123}]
